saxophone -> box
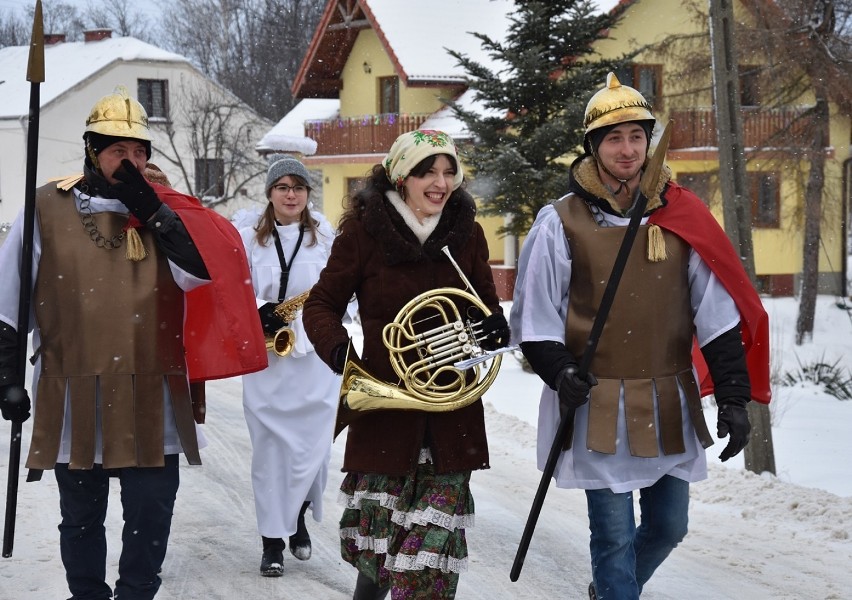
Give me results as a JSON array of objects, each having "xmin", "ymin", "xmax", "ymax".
[{"xmin": 265, "ymin": 289, "xmax": 312, "ymax": 357}]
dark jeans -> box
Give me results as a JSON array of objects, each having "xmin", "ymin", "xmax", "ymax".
[
  {"xmin": 54, "ymin": 455, "xmax": 180, "ymax": 600},
  {"xmin": 586, "ymin": 475, "xmax": 689, "ymax": 600}
]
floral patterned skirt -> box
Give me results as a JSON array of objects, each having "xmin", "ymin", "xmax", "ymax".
[{"xmin": 339, "ymin": 448, "xmax": 474, "ymax": 598}]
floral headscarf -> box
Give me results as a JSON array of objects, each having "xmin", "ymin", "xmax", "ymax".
[{"xmin": 383, "ymin": 130, "xmax": 464, "ymax": 193}]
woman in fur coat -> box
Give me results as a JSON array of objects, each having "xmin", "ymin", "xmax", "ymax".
[{"xmin": 303, "ymin": 130, "xmax": 510, "ymax": 599}]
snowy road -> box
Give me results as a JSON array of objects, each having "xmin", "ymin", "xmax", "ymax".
[{"xmin": 2, "ymin": 358, "xmax": 851, "ymax": 599}]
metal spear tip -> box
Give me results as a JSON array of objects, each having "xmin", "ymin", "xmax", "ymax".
[
  {"xmin": 638, "ymin": 119, "xmax": 673, "ymax": 200},
  {"xmin": 26, "ymin": 0, "xmax": 45, "ymax": 84}
]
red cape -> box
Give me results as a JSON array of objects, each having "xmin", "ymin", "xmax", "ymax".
[
  {"xmin": 649, "ymin": 183, "xmax": 771, "ymax": 404},
  {"xmin": 151, "ymin": 183, "xmax": 268, "ymax": 382}
]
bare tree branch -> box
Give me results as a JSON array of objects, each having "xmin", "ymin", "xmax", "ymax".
[{"xmin": 152, "ymin": 77, "xmax": 269, "ymax": 207}]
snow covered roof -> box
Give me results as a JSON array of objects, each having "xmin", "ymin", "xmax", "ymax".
[
  {"xmin": 288, "ymin": 0, "xmax": 515, "ymax": 138},
  {"xmin": 365, "ymin": 0, "xmax": 514, "ymax": 83},
  {"xmin": 0, "ymin": 36, "xmax": 188, "ymax": 119},
  {"xmin": 255, "ymin": 99, "xmax": 340, "ymax": 155},
  {"xmin": 419, "ymin": 89, "xmax": 504, "ymax": 140},
  {"xmin": 293, "ymin": 0, "xmax": 514, "ymax": 97}
]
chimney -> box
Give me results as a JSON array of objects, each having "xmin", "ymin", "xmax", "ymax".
[
  {"xmin": 44, "ymin": 33, "xmax": 66, "ymax": 45},
  {"xmin": 83, "ymin": 29, "xmax": 112, "ymax": 42}
]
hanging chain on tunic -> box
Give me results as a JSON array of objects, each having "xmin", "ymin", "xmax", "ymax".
[
  {"xmin": 77, "ymin": 185, "xmax": 126, "ymax": 249},
  {"xmin": 585, "ymin": 199, "xmax": 613, "ymax": 228}
]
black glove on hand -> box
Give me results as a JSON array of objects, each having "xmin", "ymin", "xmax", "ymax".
[
  {"xmin": 0, "ymin": 384, "xmax": 31, "ymax": 424},
  {"xmin": 331, "ymin": 344, "xmax": 348, "ymax": 375},
  {"xmin": 478, "ymin": 313, "xmax": 510, "ymax": 351},
  {"xmin": 112, "ymin": 159, "xmax": 163, "ymax": 223},
  {"xmin": 717, "ymin": 397, "xmax": 751, "ymax": 462},
  {"xmin": 556, "ymin": 363, "xmax": 598, "ymax": 412},
  {"xmin": 258, "ymin": 302, "xmax": 287, "ymax": 335}
]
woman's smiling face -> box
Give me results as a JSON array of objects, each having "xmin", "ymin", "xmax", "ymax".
[{"xmin": 402, "ymin": 154, "xmax": 456, "ymax": 220}]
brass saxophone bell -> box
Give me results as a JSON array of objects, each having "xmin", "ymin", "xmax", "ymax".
[
  {"xmin": 263, "ymin": 288, "xmax": 312, "ymax": 358},
  {"xmin": 267, "ymin": 327, "xmax": 296, "ymax": 357}
]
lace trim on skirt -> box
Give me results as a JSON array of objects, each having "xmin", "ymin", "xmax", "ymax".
[{"xmin": 338, "ymin": 455, "xmax": 474, "ymax": 576}]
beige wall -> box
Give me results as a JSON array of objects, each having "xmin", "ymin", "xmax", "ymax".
[
  {"xmin": 341, "ymin": 31, "xmax": 388, "ymax": 117},
  {"xmin": 342, "ymin": 31, "xmax": 456, "ymax": 118}
]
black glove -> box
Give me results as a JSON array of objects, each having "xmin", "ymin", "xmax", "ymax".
[
  {"xmin": 331, "ymin": 344, "xmax": 348, "ymax": 375},
  {"xmin": 0, "ymin": 384, "xmax": 31, "ymax": 424},
  {"xmin": 258, "ymin": 302, "xmax": 287, "ymax": 335},
  {"xmin": 717, "ymin": 397, "xmax": 751, "ymax": 462},
  {"xmin": 111, "ymin": 159, "xmax": 163, "ymax": 223},
  {"xmin": 556, "ymin": 363, "xmax": 598, "ymax": 412},
  {"xmin": 478, "ymin": 312, "xmax": 510, "ymax": 351}
]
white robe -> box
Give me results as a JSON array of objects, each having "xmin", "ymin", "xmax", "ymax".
[
  {"xmin": 509, "ymin": 203, "xmax": 741, "ymax": 493},
  {"xmin": 239, "ymin": 211, "xmax": 341, "ymax": 538}
]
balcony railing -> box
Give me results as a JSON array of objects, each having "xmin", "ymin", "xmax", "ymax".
[
  {"xmin": 669, "ymin": 107, "xmax": 825, "ymax": 149},
  {"xmin": 304, "ymin": 108, "xmax": 824, "ymax": 154},
  {"xmin": 305, "ymin": 113, "xmax": 432, "ymax": 156}
]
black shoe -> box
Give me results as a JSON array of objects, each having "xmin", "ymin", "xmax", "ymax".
[
  {"xmin": 260, "ymin": 536, "xmax": 286, "ymax": 577},
  {"xmin": 260, "ymin": 547, "xmax": 285, "ymax": 577},
  {"xmin": 289, "ymin": 501, "xmax": 312, "ymax": 561},
  {"xmin": 588, "ymin": 582, "xmax": 597, "ymax": 600},
  {"xmin": 353, "ymin": 571, "xmax": 390, "ymax": 600}
]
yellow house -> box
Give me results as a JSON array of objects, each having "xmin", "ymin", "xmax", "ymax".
[
  {"xmin": 594, "ymin": 0, "xmax": 850, "ymax": 296},
  {"xmin": 287, "ymin": 0, "xmax": 849, "ymax": 298}
]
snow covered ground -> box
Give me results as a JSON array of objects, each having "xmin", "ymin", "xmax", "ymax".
[{"xmin": 1, "ymin": 295, "xmax": 851, "ymax": 599}]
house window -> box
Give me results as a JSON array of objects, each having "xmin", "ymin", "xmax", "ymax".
[
  {"xmin": 138, "ymin": 79, "xmax": 169, "ymax": 119},
  {"xmin": 614, "ymin": 64, "xmax": 662, "ymax": 111},
  {"xmin": 739, "ymin": 65, "xmax": 760, "ymax": 107},
  {"xmin": 749, "ymin": 172, "xmax": 780, "ymax": 228},
  {"xmin": 379, "ymin": 76, "xmax": 399, "ymax": 114},
  {"xmin": 678, "ymin": 172, "xmax": 713, "ymax": 206},
  {"xmin": 195, "ymin": 158, "xmax": 224, "ymax": 198}
]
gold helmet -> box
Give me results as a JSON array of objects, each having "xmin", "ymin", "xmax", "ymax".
[
  {"xmin": 84, "ymin": 85, "xmax": 151, "ymax": 141},
  {"xmin": 584, "ymin": 72, "xmax": 655, "ymax": 135}
]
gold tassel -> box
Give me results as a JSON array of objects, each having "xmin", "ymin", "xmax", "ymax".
[
  {"xmin": 125, "ymin": 227, "xmax": 148, "ymax": 261},
  {"xmin": 647, "ymin": 224, "xmax": 667, "ymax": 262}
]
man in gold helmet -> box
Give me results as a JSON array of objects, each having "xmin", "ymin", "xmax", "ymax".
[
  {"xmin": 0, "ymin": 85, "xmax": 267, "ymax": 600},
  {"xmin": 510, "ymin": 73, "xmax": 770, "ymax": 599}
]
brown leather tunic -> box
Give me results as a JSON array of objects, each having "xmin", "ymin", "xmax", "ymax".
[
  {"xmin": 26, "ymin": 185, "xmax": 200, "ymax": 470},
  {"xmin": 554, "ymin": 195, "xmax": 712, "ymax": 457}
]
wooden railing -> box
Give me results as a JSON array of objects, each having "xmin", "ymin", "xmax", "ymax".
[
  {"xmin": 305, "ymin": 113, "xmax": 432, "ymax": 155},
  {"xmin": 304, "ymin": 108, "xmax": 824, "ymax": 154},
  {"xmin": 669, "ymin": 107, "xmax": 824, "ymax": 149}
]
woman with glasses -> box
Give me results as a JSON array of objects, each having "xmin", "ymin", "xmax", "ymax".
[{"xmin": 238, "ymin": 154, "xmax": 340, "ymax": 577}]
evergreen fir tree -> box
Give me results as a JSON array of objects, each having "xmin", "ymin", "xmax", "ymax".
[{"xmin": 447, "ymin": 0, "xmax": 635, "ymax": 237}]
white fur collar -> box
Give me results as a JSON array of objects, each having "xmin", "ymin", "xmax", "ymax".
[{"xmin": 386, "ymin": 190, "xmax": 442, "ymax": 245}]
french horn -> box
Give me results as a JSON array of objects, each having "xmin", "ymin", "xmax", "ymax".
[{"xmin": 335, "ymin": 246, "xmax": 512, "ymax": 437}]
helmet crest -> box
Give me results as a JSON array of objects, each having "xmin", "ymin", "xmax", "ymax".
[{"xmin": 584, "ymin": 72, "xmax": 655, "ymax": 135}]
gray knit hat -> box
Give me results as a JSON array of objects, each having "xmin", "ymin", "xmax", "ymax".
[{"xmin": 265, "ymin": 154, "xmax": 311, "ymax": 196}]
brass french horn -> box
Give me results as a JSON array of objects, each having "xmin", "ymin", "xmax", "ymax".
[{"xmin": 335, "ymin": 246, "xmax": 510, "ymax": 437}]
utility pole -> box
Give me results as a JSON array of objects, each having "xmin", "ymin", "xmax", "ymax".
[{"xmin": 708, "ymin": 0, "xmax": 775, "ymax": 475}]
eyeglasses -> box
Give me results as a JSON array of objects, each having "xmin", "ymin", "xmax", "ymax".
[{"xmin": 272, "ymin": 184, "xmax": 309, "ymax": 194}]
